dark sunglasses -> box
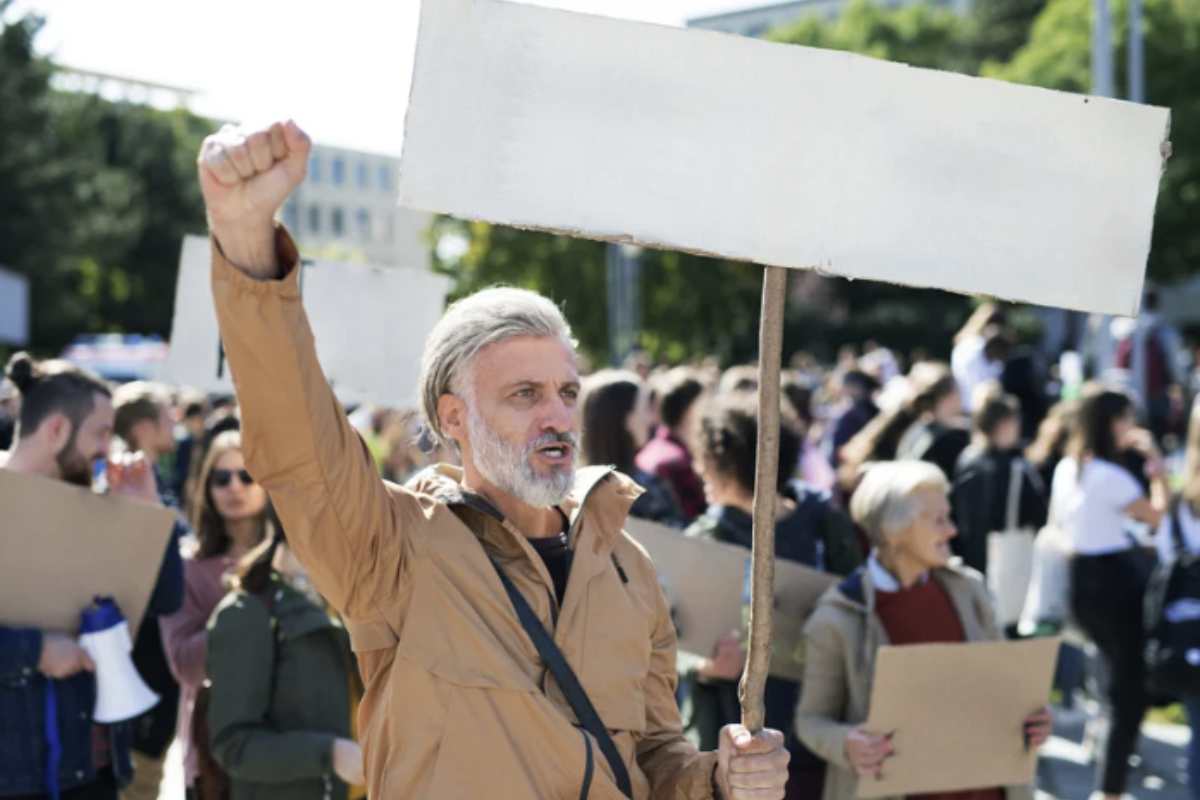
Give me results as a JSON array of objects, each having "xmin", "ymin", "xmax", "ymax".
[{"xmin": 211, "ymin": 468, "xmax": 255, "ymax": 489}]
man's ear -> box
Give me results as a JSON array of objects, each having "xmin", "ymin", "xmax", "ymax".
[
  {"xmin": 41, "ymin": 412, "xmax": 73, "ymax": 453},
  {"xmin": 437, "ymin": 393, "xmax": 467, "ymax": 447}
]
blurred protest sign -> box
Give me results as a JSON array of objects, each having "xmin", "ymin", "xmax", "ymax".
[
  {"xmin": 162, "ymin": 236, "xmax": 450, "ymax": 406},
  {"xmin": 0, "ymin": 267, "xmax": 29, "ymax": 346},
  {"xmin": 398, "ymin": 0, "xmax": 1169, "ymax": 316},
  {"xmin": 627, "ymin": 518, "xmax": 836, "ymax": 680},
  {"xmin": 0, "ymin": 469, "xmax": 175, "ymax": 637},
  {"xmin": 858, "ymin": 637, "xmax": 1061, "ymax": 799}
]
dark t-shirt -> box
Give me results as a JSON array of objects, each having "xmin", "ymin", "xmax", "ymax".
[{"xmin": 528, "ymin": 530, "xmax": 573, "ymax": 606}]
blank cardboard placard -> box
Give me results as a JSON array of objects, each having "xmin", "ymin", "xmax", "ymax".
[
  {"xmin": 0, "ymin": 469, "xmax": 176, "ymax": 637},
  {"xmin": 626, "ymin": 518, "xmax": 837, "ymax": 680},
  {"xmin": 857, "ymin": 637, "xmax": 1061, "ymax": 799},
  {"xmin": 161, "ymin": 236, "xmax": 451, "ymax": 407},
  {"xmin": 399, "ymin": 0, "xmax": 1170, "ymax": 316}
]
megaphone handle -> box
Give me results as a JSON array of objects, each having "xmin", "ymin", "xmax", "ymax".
[{"xmin": 44, "ymin": 679, "xmax": 62, "ymax": 800}]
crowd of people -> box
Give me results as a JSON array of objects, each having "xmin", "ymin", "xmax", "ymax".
[{"xmin": 1, "ymin": 119, "xmax": 1197, "ymax": 800}]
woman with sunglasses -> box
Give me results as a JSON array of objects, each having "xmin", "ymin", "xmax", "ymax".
[{"xmin": 159, "ymin": 430, "xmax": 270, "ymax": 798}]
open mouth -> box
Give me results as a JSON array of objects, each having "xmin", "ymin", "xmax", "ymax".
[{"xmin": 535, "ymin": 443, "xmax": 573, "ymax": 462}]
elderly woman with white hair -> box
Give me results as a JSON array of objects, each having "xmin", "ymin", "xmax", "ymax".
[{"xmin": 795, "ymin": 461, "xmax": 1052, "ymax": 800}]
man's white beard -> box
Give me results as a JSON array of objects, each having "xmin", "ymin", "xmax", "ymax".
[{"xmin": 466, "ymin": 405, "xmax": 577, "ymax": 508}]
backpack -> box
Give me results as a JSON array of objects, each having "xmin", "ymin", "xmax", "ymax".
[{"xmin": 1144, "ymin": 500, "xmax": 1200, "ymax": 697}]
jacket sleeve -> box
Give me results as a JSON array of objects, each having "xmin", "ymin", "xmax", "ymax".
[
  {"xmin": 145, "ymin": 519, "xmax": 186, "ymax": 617},
  {"xmin": 210, "ymin": 228, "xmax": 420, "ymax": 620},
  {"xmin": 794, "ymin": 610, "xmax": 854, "ymax": 770},
  {"xmin": 159, "ymin": 562, "xmax": 216, "ymax": 689},
  {"xmin": 636, "ymin": 584, "xmax": 719, "ymax": 800},
  {"xmin": 206, "ymin": 594, "xmax": 337, "ymax": 782},
  {"xmin": 0, "ymin": 626, "xmax": 42, "ymax": 682}
]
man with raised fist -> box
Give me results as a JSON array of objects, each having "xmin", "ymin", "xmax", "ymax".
[{"xmin": 196, "ymin": 120, "xmax": 790, "ymax": 799}]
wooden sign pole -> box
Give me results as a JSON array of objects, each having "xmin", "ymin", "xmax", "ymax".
[{"xmin": 740, "ymin": 264, "xmax": 788, "ymax": 732}]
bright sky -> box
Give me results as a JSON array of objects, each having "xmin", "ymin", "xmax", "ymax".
[{"xmin": 15, "ymin": 0, "xmax": 748, "ymax": 156}]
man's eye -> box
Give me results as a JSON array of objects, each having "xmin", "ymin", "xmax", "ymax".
[
  {"xmin": 561, "ymin": 389, "xmax": 579, "ymax": 401},
  {"xmin": 515, "ymin": 388, "xmax": 535, "ymax": 399}
]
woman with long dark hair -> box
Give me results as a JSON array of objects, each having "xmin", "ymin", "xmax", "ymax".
[
  {"xmin": 159, "ymin": 431, "xmax": 270, "ymax": 796},
  {"xmin": 205, "ymin": 526, "xmax": 365, "ymax": 799},
  {"xmin": 580, "ymin": 369, "xmax": 684, "ymax": 525},
  {"xmin": 1051, "ymin": 389, "xmax": 1167, "ymax": 800},
  {"xmin": 684, "ymin": 392, "xmax": 863, "ymax": 800}
]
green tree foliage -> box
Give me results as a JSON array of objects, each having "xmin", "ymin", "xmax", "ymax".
[
  {"xmin": 968, "ymin": 0, "xmax": 1050, "ymax": 64},
  {"xmin": 767, "ymin": 0, "xmax": 979, "ymax": 73},
  {"xmin": 986, "ymin": 0, "xmax": 1200, "ymax": 282},
  {"xmin": 0, "ymin": 3, "xmax": 210, "ymax": 355}
]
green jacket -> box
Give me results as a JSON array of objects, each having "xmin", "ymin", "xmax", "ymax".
[{"xmin": 206, "ymin": 576, "xmax": 355, "ymax": 800}]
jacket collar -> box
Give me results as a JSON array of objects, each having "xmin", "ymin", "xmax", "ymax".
[
  {"xmin": 406, "ymin": 463, "xmax": 643, "ymax": 555},
  {"xmin": 829, "ymin": 557, "xmax": 976, "ymax": 615}
]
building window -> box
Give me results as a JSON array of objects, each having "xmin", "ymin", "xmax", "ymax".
[
  {"xmin": 332, "ymin": 207, "xmax": 345, "ymax": 237},
  {"xmin": 307, "ymin": 205, "xmax": 321, "ymax": 233},
  {"xmin": 332, "ymin": 157, "xmax": 345, "ymax": 186},
  {"xmin": 356, "ymin": 162, "xmax": 369, "ymax": 189},
  {"xmin": 356, "ymin": 208, "xmax": 371, "ymax": 241},
  {"xmin": 378, "ymin": 166, "xmax": 392, "ymax": 191},
  {"xmin": 283, "ymin": 202, "xmax": 299, "ymax": 230},
  {"xmin": 309, "ymin": 155, "xmax": 322, "ymax": 183}
]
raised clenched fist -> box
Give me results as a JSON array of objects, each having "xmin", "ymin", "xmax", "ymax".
[{"xmin": 196, "ymin": 120, "xmax": 312, "ymax": 274}]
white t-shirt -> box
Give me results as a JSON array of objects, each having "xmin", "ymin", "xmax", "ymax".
[
  {"xmin": 951, "ymin": 335, "xmax": 1002, "ymax": 412},
  {"xmin": 1157, "ymin": 501, "xmax": 1200, "ymax": 562},
  {"xmin": 1050, "ymin": 457, "xmax": 1145, "ymax": 555}
]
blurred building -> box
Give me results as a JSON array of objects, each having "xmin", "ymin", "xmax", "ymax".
[
  {"xmin": 278, "ymin": 142, "xmax": 429, "ymax": 267},
  {"xmin": 53, "ymin": 66, "xmax": 431, "ymax": 271},
  {"xmin": 281, "ymin": 144, "xmax": 431, "ymax": 269},
  {"xmin": 687, "ymin": 0, "xmax": 971, "ymax": 37}
]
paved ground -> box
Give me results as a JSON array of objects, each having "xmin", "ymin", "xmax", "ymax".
[
  {"xmin": 1038, "ymin": 705, "xmax": 1192, "ymax": 799},
  {"xmin": 156, "ymin": 704, "xmax": 1194, "ymax": 799}
]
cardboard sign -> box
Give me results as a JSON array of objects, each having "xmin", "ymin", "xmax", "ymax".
[
  {"xmin": 161, "ymin": 236, "xmax": 451, "ymax": 407},
  {"xmin": 398, "ymin": 0, "xmax": 1169, "ymax": 316},
  {"xmin": 858, "ymin": 637, "xmax": 1061, "ymax": 798},
  {"xmin": 0, "ymin": 469, "xmax": 176, "ymax": 637},
  {"xmin": 626, "ymin": 517, "xmax": 837, "ymax": 680}
]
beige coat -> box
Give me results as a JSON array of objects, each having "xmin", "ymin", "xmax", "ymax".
[
  {"xmin": 211, "ymin": 229, "xmax": 718, "ymax": 799},
  {"xmin": 795, "ymin": 562, "xmax": 1037, "ymax": 800}
]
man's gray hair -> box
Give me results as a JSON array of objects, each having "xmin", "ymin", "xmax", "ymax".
[
  {"xmin": 418, "ymin": 287, "xmax": 576, "ymax": 446},
  {"xmin": 849, "ymin": 460, "xmax": 949, "ymax": 548}
]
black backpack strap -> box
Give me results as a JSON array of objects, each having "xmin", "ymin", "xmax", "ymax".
[
  {"xmin": 1170, "ymin": 497, "xmax": 1186, "ymax": 556},
  {"xmin": 488, "ymin": 556, "xmax": 633, "ymax": 799}
]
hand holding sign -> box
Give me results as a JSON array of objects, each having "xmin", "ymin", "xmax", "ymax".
[
  {"xmin": 197, "ymin": 120, "xmax": 312, "ymax": 273},
  {"xmin": 845, "ymin": 728, "xmax": 894, "ymax": 780}
]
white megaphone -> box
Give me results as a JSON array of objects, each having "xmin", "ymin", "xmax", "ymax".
[{"xmin": 78, "ymin": 597, "xmax": 159, "ymax": 724}]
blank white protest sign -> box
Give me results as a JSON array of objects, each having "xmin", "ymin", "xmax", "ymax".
[
  {"xmin": 162, "ymin": 235, "xmax": 451, "ymax": 407},
  {"xmin": 398, "ymin": 0, "xmax": 1170, "ymax": 316}
]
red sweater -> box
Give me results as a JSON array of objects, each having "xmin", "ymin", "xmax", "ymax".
[{"xmin": 874, "ymin": 578, "xmax": 1005, "ymax": 800}]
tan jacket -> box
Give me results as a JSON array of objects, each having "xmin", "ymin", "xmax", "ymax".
[
  {"xmin": 210, "ymin": 230, "xmax": 718, "ymax": 799},
  {"xmin": 795, "ymin": 562, "xmax": 1036, "ymax": 800}
]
